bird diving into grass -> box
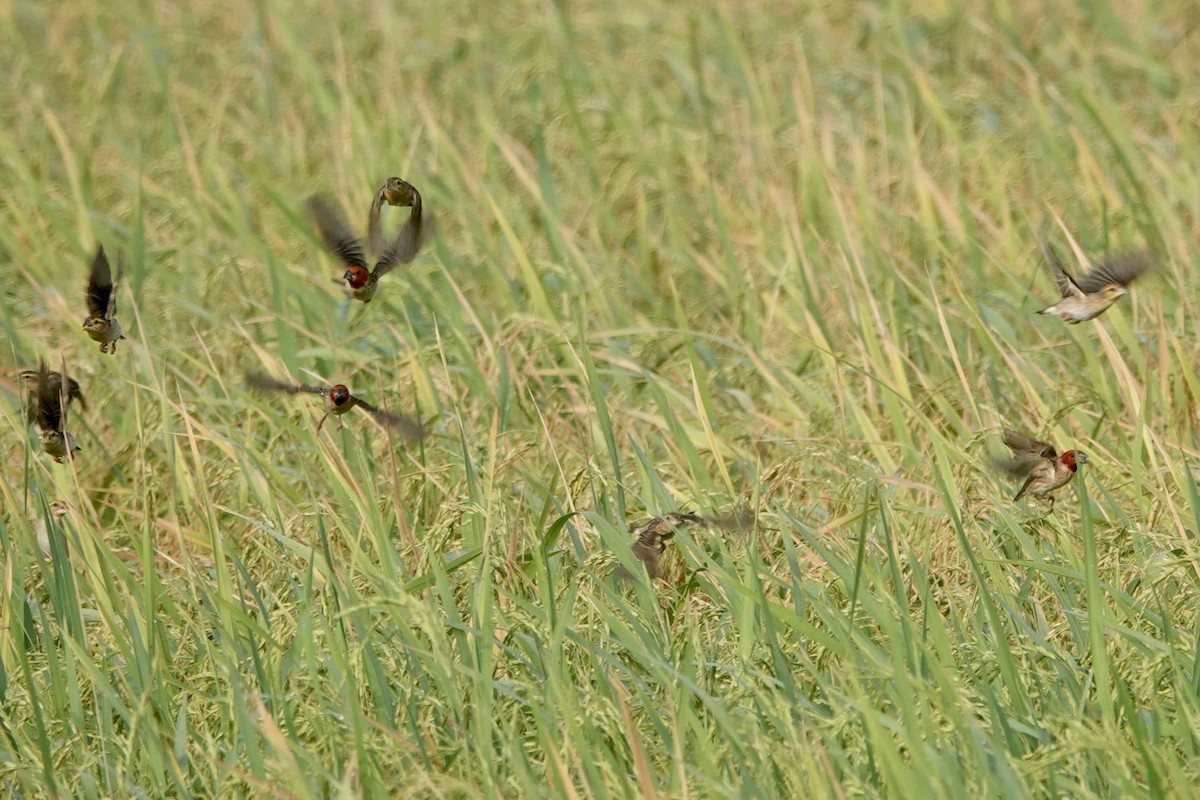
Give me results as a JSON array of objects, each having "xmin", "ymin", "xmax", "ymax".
[
  {"xmin": 29, "ymin": 361, "xmax": 82, "ymax": 462},
  {"xmin": 1036, "ymin": 236, "xmax": 1155, "ymax": 324},
  {"xmin": 245, "ymin": 372, "xmax": 423, "ymax": 441},
  {"xmin": 82, "ymin": 245, "xmax": 125, "ymax": 353},
  {"xmin": 619, "ymin": 511, "xmax": 754, "ymax": 580},
  {"xmin": 19, "ymin": 368, "xmax": 86, "ymax": 423},
  {"xmin": 309, "ymin": 180, "xmax": 427, "ymax": 303}
]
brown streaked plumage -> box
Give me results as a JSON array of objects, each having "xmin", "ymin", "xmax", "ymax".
[
  {"xmin": 998, "ymin": 428, "xmax": 1087, "ymax": 512},
  {"xmin": 620, "ymin": 510, "xmax": 755, "ymax": 580},
  {"xmin": 367, "ymin": 177, "xmax": 426, "ymax": 259},
  {"xmin": 82, "ymin": 245, "xmax": 125, "ymax": 353},
  {"xmin": 31, "ymin": 361, "xmax": 82, "ymax": 462},
  {"xmin": 246, "ymin": 372, "xmax": 423, "ymax": 441},
  {"xmin": 1036, "ymin": 238, "xmax": 1155, "ymax": 324},
  {"xmin": 19, "ymin": 369, "xmax": 86, "ymax": 424}
]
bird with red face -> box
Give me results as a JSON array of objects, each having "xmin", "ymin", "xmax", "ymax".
[
  {"xmin": 246, "ymin": 372, "xmax": 423, "ymax": 441},
  {"xmin": 998, "ymin": 429, "xmax": 1087, "ymax": 512},
  {"xmin": 309, "ymin": 183, "xmax": 426, "ymax": 303}
]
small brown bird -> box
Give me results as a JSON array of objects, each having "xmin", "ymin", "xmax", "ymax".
[
  {"xmin": 19, "ymin": 368, "xmax": 86, "ymax": 424},
  {"xmin": 82, "ymin": 245, "xmax": 125, "ymax": 353},
  {"xmin": 30, "ymin": 361, "xmax": 82, "ymax": 462},
  {"xmin": 246, "ymin": 372, "xmax": 423, "ymax": 441},
  {"xmin": 627, "ymin": 512, "xmax": 702, "ymax": 579},
  {"xmin": 367, "ymin": 177, "xmax": 426, "ymax": 259},
  {"xmin": 620, "ymin": 511, "xmax": 754, "ymax": 580},
  {"xmin": 1037, "ymin": 238, "xmax": 1155, "ymax": 323},
  {"xmin": 310, "ymin": 187, "xmax": 426, "ymax": 303},
  {"xmin": 998, "ymin": 429, "xmax": 1087, "ymax": 512}
]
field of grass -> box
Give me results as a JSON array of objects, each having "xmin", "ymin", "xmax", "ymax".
[{"xmin": 2, "ymin": 0, "xmax": 1199, "ymax": 796}]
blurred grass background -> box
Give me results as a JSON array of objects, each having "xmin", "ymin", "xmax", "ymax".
[{"xmin": 1, "ymin": 0, "xmax": 1198, "ymax": 796}]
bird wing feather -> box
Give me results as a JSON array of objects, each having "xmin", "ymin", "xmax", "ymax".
[
  {"xmin": 1002, "ymin": 429, "xmax": 1057, "ymax": 459},
  {"xmin": 87, "ymin": 245, "xmax": 115, "ymax": 318},
  {"xmin": 351, "ymin": 396, "xmax": 424, "ymax": 441},
  {"xmin": 1039, "ymin": 238, "xmax": 1084, "ymax": 298},
  {"xmin": 1074, "ymin": 250, "xmax": 1155, "ymax": 294},
  {"xmin": 246, "ymin": 373, "xmax": 325, "ymax": 395},
  {"xmin": 308, "ymin": 197, "xmax": 369, "ymax": 270},
  {"xmin": 372, "ymin": 201, "xmax": 428, "ymax": 280}
]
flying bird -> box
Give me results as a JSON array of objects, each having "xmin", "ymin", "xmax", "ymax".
[
  {"xmin": 310, "ymin": 186, "xmax": 427, "ymax": 303},
  {"xmin": 245, "ymin": 372, "xmax": 423, "ymax": 441},
  {"xmin": 998, "ymin": 428, "xmax": 1087, "ymax": 512},
  {"xmin": 367, "ymin": 176, "xmax": 426, "ymax": 259},
  {"xmin": 1036, "ymin": 237, "xmax": 1155, "ymax": 323},
  {"xmin": 30, "ymin": 361, "xmax": 82, "ymax": 462},
  {"xmin": 620, "ymin": 510, "xmax": 755, "ymax": 580},
  {"xmin": 18, "ymin": 368, "xmax": 86, "ymax": 424},
  {"xmin": 82, "ymin": 245, "xmax": 125, "ymax": 353}
]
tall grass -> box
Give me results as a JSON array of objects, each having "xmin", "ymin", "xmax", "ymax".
[{"xmin": 1, "ymin": 0, "xmax": 1198, "ymax": 796}]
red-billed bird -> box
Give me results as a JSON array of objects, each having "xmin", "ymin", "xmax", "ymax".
[
  {"xmin": 998, "ymin": 429, "xmax": 1087, "ymax": 511},
  {"xmin": 82, "ymin": 245, "xmax": 125, "ymax": 353},
  {"xmin": 246, "ymin": 372, "xmax": 423, "ymax": 441},
  {"xmin": 309, "ymin": 182, "xmax": 426, "ymax": 303},
  {"xmin": 1036, "ymin": 238, "xmax": 1155, "ymax": 324}
]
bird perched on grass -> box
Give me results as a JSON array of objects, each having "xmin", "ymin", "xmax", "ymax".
[
  {"xmin": 367, "ymin": 176, "xmax": 426, "ymax": 259},
  {"xmin": 18, "ymin": 368, "xmax": 86, "ymax": 423},
  {"xmin": 245, "ymin": 372, "xmax": 423, "ymax": 441},
  {"xmin": 82, "ymin": 245, "xmax": 125, "ymax": 353},
  {"xmin": 29, "ymin": 361, "xmax": 82, "ymax": 462},
  {"xmin": 309, "ymin": 184, "xmax": 427, "ymax": 303},
  {"xmin": 1036, "ymin": 237, "xmax": 1155, "ymax": 324},
  {"xmin": 998, "ymin": 429, "xmax": 1087, "ymax": 512}
]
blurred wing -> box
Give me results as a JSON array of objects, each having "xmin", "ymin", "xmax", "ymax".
[
  {"xmin": 351, "ymin": 397, "xmax": 424, "ymax": 442},
  {"xmin": 996, "ymin": 454, "xmax": 1040, "ymax": 479},
  {"xmin": 631, "ymin": 541, "xmax": 663, "ymax": 579},
  {"xmin": 68, "ymin": 377, "xmax": 87, "ymax": 411},
  {"xmin": 1014, "ymin": 473, "xmax": 1041, "ymax": 500},
  {"xmin": 366, "ymin": 185, "xmax": 388, "ymax": 258},
  {"xmin": 1075, "ymin": 250, "xmax": 1155, "ymax": 294},
  {"xmin": 372, "ymin": 204, "xmax": 429, "ymax": 279},
  {"xmin": 308, "ymin": 196, "xmax": 368, "ymax": 270},
  {"xmin": 1002, "ymin": 429, "xmax": 1056, "ymax": 459},
  {"xmin": 87, "ymin": 245, "xmax": 114, "ymax": 317},
  {"xmin": 246, "ymin": 372, "xmax": 325, "ymax": 395},
  {"xmin": 108, "ymin": 254, "xmax": 123, "ymax": 317},
  {"xmin": 1039, "ymin": 238, "xmax": 1082, "ymax": 298},
  {"xmin": 18, "ymin": 369, "xmax": 39, "ymax": 424},
  {"xmin": 34, "ymin": 363, "xmax": 63, "ymax": 432}
]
